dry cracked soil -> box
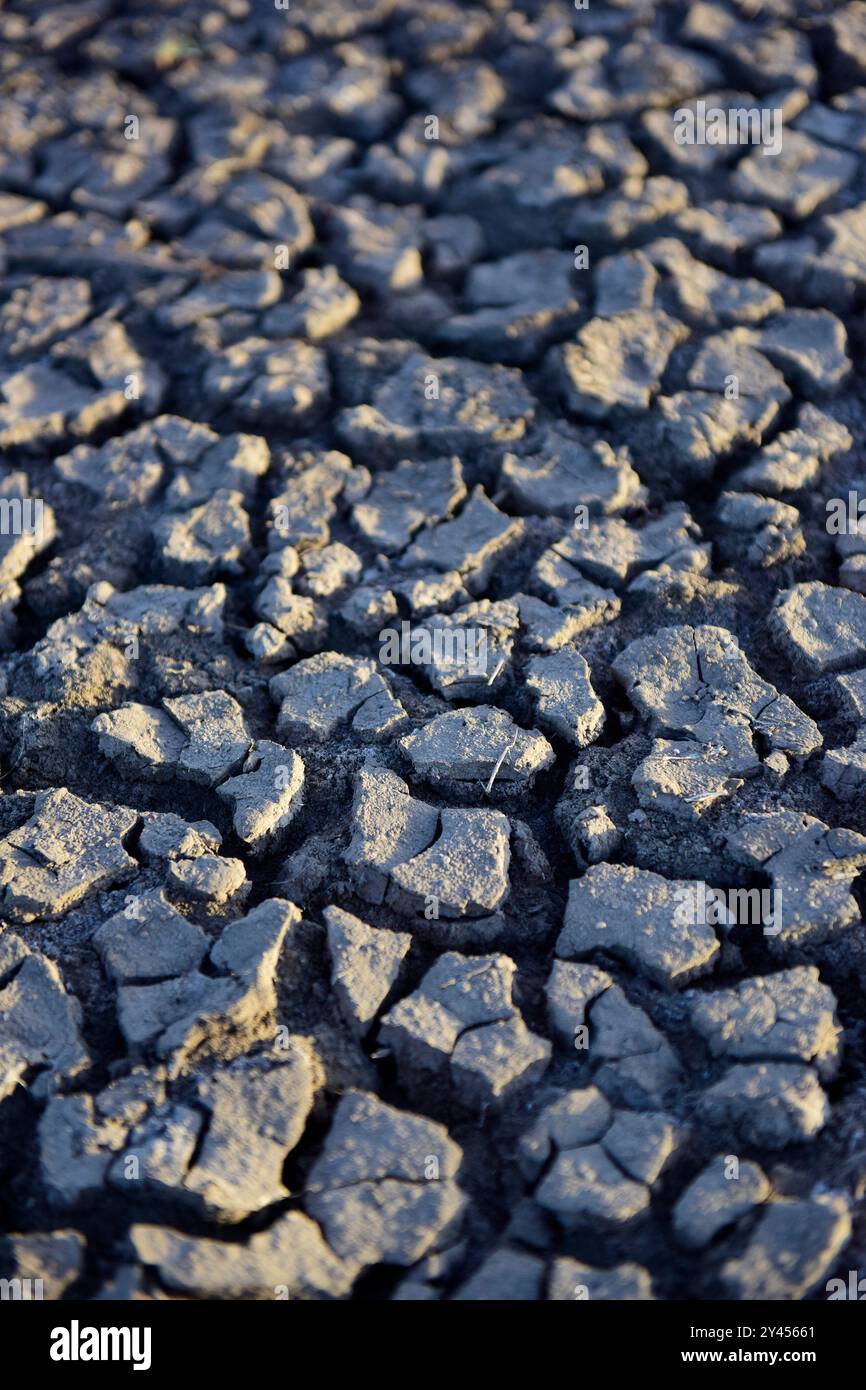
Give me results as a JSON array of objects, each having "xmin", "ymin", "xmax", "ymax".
[{"xmin": 1, "ymin": 0, "xmax": 866, "ymax": 1305}]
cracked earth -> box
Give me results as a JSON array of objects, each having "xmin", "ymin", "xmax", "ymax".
[{"xmin": 2, "ymin": 0, "xmax": 866, "ymax": 1302}]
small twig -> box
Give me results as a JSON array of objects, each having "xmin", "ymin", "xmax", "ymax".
[
  {"xmin": 484, "ymin": 738, "xmax": 516, "ymax": 796},
  {"xmin": 487, "ymin": 658, "xmax": 505, "ymax": 685}
]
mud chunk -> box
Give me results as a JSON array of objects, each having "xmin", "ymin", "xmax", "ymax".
[
  {"xmin": 305, "ymin": 1091, "xmax": 465, "ymax": 1268},
  {"xmin": 40, "ymin": 1090, "xmax": 133, "ymax": 1208},
  {"xmin": 380, "ymin": 951, "xmax": 548, "ymax": 1104},
  {"xmin": 203, "ymin": 338, "xmax": 330, "ymax": 427},
  {"xmin": 603, "ymin": 1110, "xmax": 681, "ymax": 1186},
  {"xmin": 524, "ymin": 651, "xmax": 605, "ymax": 749},
  {"xmin": 726, "ymin": 810, "xmax": 866, "ymax": 949},
  {"xmin": 715, "ymin": 492, "xmax": 804, "ymax": 569},
  {"xmin": 166, "ymin": 432, "xmax": 270, "ymax": 509},
  {"xmin": 329, "ymin": 196, "xmax": 423, "ymax": 292},
  {"xmin": 337, "ymin": 354, "xmax": 535, "ymax": 457},
  {"xmin": 344, "ymin": 767, "xmax": 438, "ymax": 905},
  {"xmin": 550, "ymin": 310, "xmax": 688, "ymax": 418},
  {"xmin": 0, "ymin": 940, "xmax": 89, "ymax": 1101},
  {"xmin": 686, "ymin": 330, "xmax": 789, "ymax": 401},
  {"xmin": 406, "ymin": 60, "xmax": 505, "ymax": 143},
  {"xmin": 732, "ymin": 131, "xmax": 856, "ymax": 220},
  {"xmin": 721, "ymin": 1197, "xmax": 851, "ymax": 1300},
  {"xmin": 673, "ymin": 201, "xmax": 780, "ymax": 268},
  {"xmin": 400, "ymin": 486, "xmax": 524, "ymax": 590},
  {"xmin": 589, "ymin": 987, "xmax": 682, "ymax": 1109},
  {"xmin": 271, "ymin": 653, "xmax": 404, "ymax": 742},
  {"xmin": 821, "ymin": 728, "xmax": 866, "ymax": 802},
  {"xmin": 267, "ymin": 448, "xmax": 355, "ymax": 551},
  {"xmin": 698, "ymin": 1063, "xmax": 830, "ymax": 1148},
  {"xmin": 412, "ymin": 599, "xmax": 517, "ymax": 699},
  {"xmin": 570, "ymin": 806, "xmax": 621, "ymax": 865},
  {"xmin": 324, "ymin": 906, "xmax": 411, "ymax": 1039},
  {"xmin": 116, "ymin": 1105, "xmax": 204, "ymax": 1197},
  {"xmin": 339, "ymin": 584, "xmax": 398, "ymax": 638},
  {"xmin": 25, "ymin": 581, "xmax": 226, "ymax": 704},
  {"xmin": 451, "ymin": 1017, "xmax": 551, "ymax": 1109},
  {"xmin": 833, "ymin": 668, "xmax": 866, "ymax": 720},
  {"xmin": 137, "ymin": 814, "xmax": 221, "ymax": 865},
  {"xmin": 255, "ymin": 580, "xmax": 326, "ymax": 651},
  {"xmin": 0, "ymin": 788, "xmax": 138, "ymax": 923},
  {"xmin": 688, "ymin": 968, "xmax": 842, "ymax": 1079},
  {"xmin": 614, "ymin": 625, "xmax": 821, "ymax": 808},
  {"xmin": 840, "ymin": 555, "xmax": 866, "ymax": 596},
  {"xmin": 352, "ymin": 687, "xmax": 411, "ymax": 741},
  {"xmin": 55, "ymin": 417, "xmax": 188, "ymax": 507},
  {"xmin": 515, "ymin": 590, "xmax": 619, "ymax": 651},
  {"xmin": 550, "ymin": 38, "xmax": 720, "ymax": 120},
  {"xmin": 528, "ymin": 558, "xmax": 622, "ymax": 628},
  {"xmin": 159, "ymin": 270, "xmax": 280, "ymax": 330},
  {"xmin": 92, "ymin": 703, "xmax": 187, "ymax": 781},
  {"xmin": 263, "ymin": 266, "xmax": 360, "ymax": 341},
  {"xmin": 546, "ymin": 961, "xmax": 613, "ymax": 1047},
  {"xmin": 165, "ymin": 855, "xmax": 247, "ymax": 908},
  {"xmin": 646, "ymin": 239, "xmax": 783, "ymax": 326},
  {"xmin": 352, "ymin": 456, "xmax": 465, "ymax": 554},
  {"xmin": 754, "ymin": 310, "xmax": 850, "ymax": 394},
  {"xmin": 567, "ymin": 176, "xmax": 688, "ymax": 252},
  {"xmin": 672, "ymin": 1156, "xmax": 771, "ymax": 1251},
  {"xmin": 400, "ymin": 706, "xmax": 554, "ymax": 787},
  {"xmin": 390, "ymin": 807, "xmax": 511, "ymax": 918},
  {"xmin": 0, "ymin": 1230, "xmax": 85, "ymax": 1300},
  {"xmin": 683, "ymin": 6, "xmax": 817, "ymax": 91},
  {"xmin": 297, "ymin": 543, "xmax": 362, "ymax": 600},
  {"xmin": 452, "ymin": 122, "xmax": 646, "ymax": 253},
  {"xmin": 503, "ymin": 426, "xmax": 642, "ymax": 519},
  {"xmin": 823, "ymin": 3, "xmax": 866, "ymax": 80},
  {"xmin": 382, "ymin": 951, "xmax": 516, "ymax": 1080},
  {"xmin": 0, "ymin": 276, "xmax": 91, "ymax": 357},
  {"xmin": 182, "ymin": 1048, "xmax": 316, "ymax": 1220},
  {"xmin": 117, "ymin": 900, "xmax": 297, "ymax": 1073},
  {"xmin": 435, "ymin": 250, "xmax": 582, "ymax": 364},
  {"xmin": 635, "ymin": 389, "xmax": 783, "ymax": 486},
  {"xmin": 428, "ymin": 214, "xmax": 489, "ymax": 279},
  {"xmin": 0, "ymin": 358, "xmax": 105, "ymax": 445},
  {"xmin": 632, "ymin": 740, "xmax": 745, "ymax": 820},
  {"xmin": 519, "ymin": 1089, "xmax": 613, "ymax": 1180},
  {"xmin": 0, "ymin": 473, "xmax": 56, "ymax": 585},
  {"xmin": 796, "ymin": 97, "xmax": 866, "ymax": 152},
  {"xmin": 391, "ymin": 571, "xmax": 471, "ymax": 618},
  {"xmin": 130, "ymin": 1212, "xmax": 352, "ymax": 1299},
  {"xmin": 557, "ymin": 864, "xmax": 720, "ymax": 988},
  {"xmin": 536, "ymin": 1144, "xmax": 650, "ymax": 1229},
  {"xmin": 770, "ymin": 582, "xmax": 866, "ymax": 675},
  {"xmin": 552, "ymin": 506, "xmax": 699, "ymax": 590},
  {"xmin": 454, "ymin": 1248, "xmax": 545, "ymax": 1301},
  {"xmin": 154, "ymin": 491, "xmax": 251, "ymax": 584},
  {"xmin": 732, "ymin": 404, "xmax": 852, "ymax": 495},
  {"xmin": 593, "ymin": 250, "xmax": 658, "ymax": 318},
  {"xmin": 162, "ymin": 691, "xmax": 251, "ymax": 787},
  {"xmin": 217, "ymin": 742, "xmax": 305, "ymax": 853},
  {"xmin": 94, "ymin": 897, "xmax": 208, "ymax": 985},
  {"xmin": 548, "ymin": 1259, "xmax": 654, "ymax": 1301}
]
